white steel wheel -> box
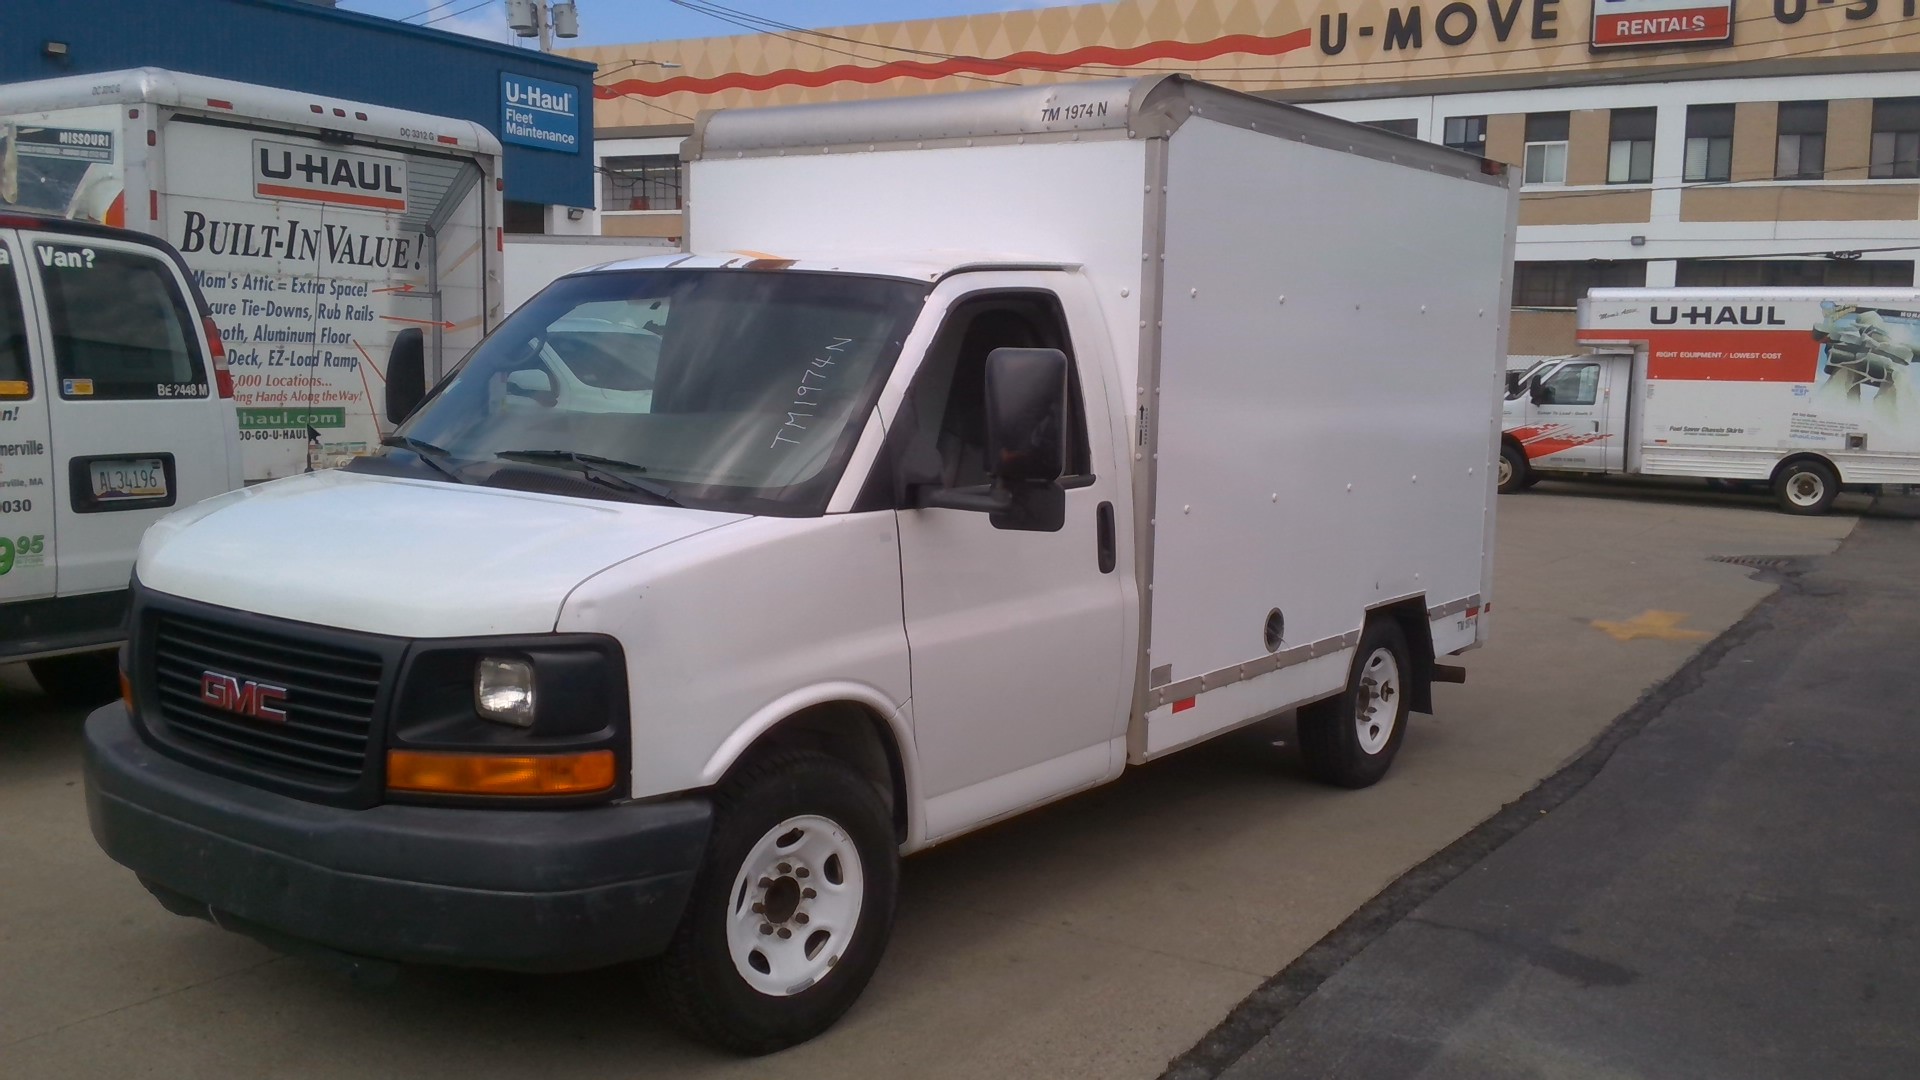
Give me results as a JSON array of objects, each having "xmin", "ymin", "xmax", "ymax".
[
  {"xmin": 1352, "ymin": 647, "xmax": 1401, "ymax": 755},
  {"xmin": 726, "ymin": 815, "xmax": 865, "ymax": 997},
  {"xmin": 1774, "ymin": 459, "xmax": 1839, "ymax": 515},
  {"xmin": 1496, "ymin": 454, "xmax": 1514, "ymax": 489},
  {"xmin": 1785, "ymin": 471, "xmax": 1825, "ymax": 508},
  {"xmin": 655, "ymin": 750, "xmax": 898, "ymax": 1055},
  {"xmin": 1296, "ymin": 619, "xmax": 1414, "ymax": 789}
]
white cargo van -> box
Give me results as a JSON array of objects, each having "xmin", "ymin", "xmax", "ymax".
[
  {"xmin": 83, "ymin": 77, "xmax": 1515, "ymax": 1051},
  {"xmin": 0, "ymin": 68, "xmax": 503, "ymax": 484},
  {"xmin": 1, "ymin": 213, "xmax": 241, "ymax": 700},
  {"xmin": 1499, "ymin": 287, "xmax": 1920, "ymax": 513}
]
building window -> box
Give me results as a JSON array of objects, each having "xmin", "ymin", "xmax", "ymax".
[
  {"xmin": 601, "ymin": 155, "xmax": 684, "ymax": 212},
  {"xmin": 1511, "ymin": 260, "xmax": 1647, "ymax": 308},
  {"xmin": 1361, "ymin": 118, "xmax": 1419, "ymax": 138},
  {"xmin": 1443, "ymin": 115, "xmax": 1487, "ymax": 155},
  {"xmin": 1675, "ymin": 259, "xmax": 1913, "ymax": 288},
  {"xmin": 503, "ymin": 199, "xmax": 546, "ymax": 235},
  {"xmin": 1775, "ymin": 101, "xmax": 1827, "ymax": 180},
  {"xmin": 1870, "ymin": 97, "xmax": 1920, "ymax": 180},
  {"xmin": 1523, "ymin": 112, "xmax": 1569, "ymax": 186},
  {"xmin": 1684, "ymin": 104, "xmax": 1734, "ymax": 183},
  {"xmin": 1607, "ymin": 108, "xmax": 1655, "ymax": 184}
]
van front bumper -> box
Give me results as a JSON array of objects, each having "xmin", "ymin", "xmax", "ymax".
[{"xmin": 84, "ymin": 705, "xmax": 711, "ymax": 973}]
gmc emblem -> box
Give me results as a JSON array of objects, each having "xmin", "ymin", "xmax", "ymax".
[{"xmin": 199, "ymin": 671, "xmax": 289, "ymax": 722}]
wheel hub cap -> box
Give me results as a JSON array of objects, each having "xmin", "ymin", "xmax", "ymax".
[
  {"xmin": 1354, "ymin": 647, "xmax": 1400, "ymax": 756},
  {"xmin": 727, "ymin": 815, "xmax": 863, "ymax": 997}
]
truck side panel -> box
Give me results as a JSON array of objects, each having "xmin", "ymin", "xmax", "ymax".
[
  {"xmin": 1582, "ymin": 290, "xmax": 1920, "ymax": 485},
  {"xmin": 1141, "ymin": 118, "xmax": 1509, "ymax": 756}
]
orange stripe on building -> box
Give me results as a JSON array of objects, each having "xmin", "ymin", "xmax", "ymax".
[
  {"xmin": 255, "ymin": 183, "xmax": 406, "ymax": 212},
  {"xmin": 1578, "ymin": 328, "xmax": 1821, "ymax": 382},
  {"xmin": 595, "ymin": 30, "xmax": 1314, "ymax": 99}
]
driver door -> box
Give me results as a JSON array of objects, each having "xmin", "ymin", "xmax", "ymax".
[
  {"xmin": 1519, "ymin": 358, "xmax": 1612, "ymax": 472},
  {"xmin": 887, "ymin": 277, "xmax": 1130, "ymax": 841}
]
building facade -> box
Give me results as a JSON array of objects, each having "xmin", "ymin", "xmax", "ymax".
[{"xmin": 571, "ymin": 0, "xmax": 1920, "ymax": 360}]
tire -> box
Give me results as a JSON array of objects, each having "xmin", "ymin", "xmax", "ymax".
[
  {"xmin": 1296, "ymin": 620, "xmax": 1413, "ymax": 789},
  {"xmin": 27, "ymin": 650, "xmax": 120, "ymax": 707},
  {"xmin": 1496, "ymin": 443, "xmax": 1530, "ymax": 495},
  {"xmin": 1773, "ymin": 458, "xmax": 1839, "ymax": 516},
  {"xmin": 656, "ymin": 750, "xmax": 899, "ymax": 1055}
]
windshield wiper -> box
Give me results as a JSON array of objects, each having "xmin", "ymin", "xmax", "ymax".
[
  {"xmin": 380, "ymin": 434, "xmax": 465, "ymax": 484},
  {"xmin": 493, "ymin": 449, "xmax": 685, "ymax": 507}
]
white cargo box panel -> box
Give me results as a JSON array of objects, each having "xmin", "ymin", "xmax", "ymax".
[{"xmin": 687, "ymin": 76, "xmax": 1514, "ymax": 759}]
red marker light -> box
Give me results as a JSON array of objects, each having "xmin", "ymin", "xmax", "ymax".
[{"xmin": 203, "ymin": 315, "xmax": 233, "ymax": 398}]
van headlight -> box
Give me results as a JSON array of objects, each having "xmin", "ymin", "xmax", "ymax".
[{"xmin": 475, "ymin": 657, "xmax": 537, "ymax": 726}]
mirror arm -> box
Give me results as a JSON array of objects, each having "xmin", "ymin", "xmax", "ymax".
[{"xmin": 918, "ymin": 486, "xmax": 1012, "ymax": 513}]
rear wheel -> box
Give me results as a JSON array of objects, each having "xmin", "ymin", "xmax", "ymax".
[
  {"xmin": 1496, "ymin": 443, "xmax": 1530, "ymax": 495},
  {"xmin": 656, "ymin": 750, "xmax": 898, "ymax": 1055},
  {"xmin": 27, "ymin": 650, "xmax": 120, "ymax": 707},
  {"xmin": 1297, "ymin": 620, "xmax": 1413, "ymax": 789},
  {"xmin": 1774, "ymin": 459, "xmax": 1839, "ymax": 516}
]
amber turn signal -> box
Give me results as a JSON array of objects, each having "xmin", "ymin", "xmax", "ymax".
[
  {"xmin": 386, "ymin": 749, "xmax": 616, "ymax": 796},
  {"xmin": 119, "ymin": 671, "xmax": 133, "ymax": 711}
]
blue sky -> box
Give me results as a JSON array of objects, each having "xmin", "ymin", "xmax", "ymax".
[{"xmin": 336, "ymin": 1, "xmax": 1086, "ymax": 50}]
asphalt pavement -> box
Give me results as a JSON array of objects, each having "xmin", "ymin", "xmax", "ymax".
[
  {"xmin": 1190, "ymin": 513, "xmax": 1920, "ymax": 1080},
  {"xmin": 0, "ymin": 484, "xmax": 1864, "ymax": 1078}
]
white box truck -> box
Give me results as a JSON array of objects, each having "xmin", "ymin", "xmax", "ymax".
[
  {"xmin": 503, "ymin": 234, "xmax": 675, "ymax": 314},
  {"xmin": 82, "ymin": 77, "xmax": 1516, "ymax": 1052},
  {"xmin": 1499, "ymin": 286, "xmax": 1920, "ymax": 513},
  {"xmin": 0, "ymin": 68, "xmax": 503, "ymax": 482}
]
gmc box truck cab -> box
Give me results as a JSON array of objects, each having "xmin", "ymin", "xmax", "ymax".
[
  {"xmin": 1500, "ymin": 287, "xmax": 1920, "ymax": 513},
  {"xmin": 82, "ymin": 77, "xmax": 1517, "ymax": 1052}
]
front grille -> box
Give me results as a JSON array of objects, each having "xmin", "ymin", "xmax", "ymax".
[{"xmin": 150, "ymin": 611, "xmax": 384, "ymax": 786}]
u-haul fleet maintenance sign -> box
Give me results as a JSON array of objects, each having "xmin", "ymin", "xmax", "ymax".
[
  {"xmin": 1591, "ymin": 0, "xmax": 1734, "ymax": 48},
  {"xmin": 501, "ymin": 73, "xmax": 579, "ymax": 152},
  {"xmin": 252, "ymin": 139, "xmax": 407, "ymax": 213}
]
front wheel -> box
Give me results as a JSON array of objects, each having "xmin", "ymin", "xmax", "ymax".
[
  {"xmin": 1496, "ymin": 443, "xmax": 1530, "ymax": 495},
  {"xmin": 1296, "ymin": 620, "xmax": 1414, "ymax": 789},
  {"xmin": 1774, "ymin": 459, "xmax": 1839, "ymax": 515},
  {"xmin": 655, "ymin": 750, "xmax": 898, "ymax": 1055}
]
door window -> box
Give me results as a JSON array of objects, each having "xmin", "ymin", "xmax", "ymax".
[
  {"xmin": 1537, "ymin": 362, "xmax": 1600, "ymax": 406},
  {"xmin": 898, "ymin": 293, "xmax": 1091, "ymax": 491},
  {"xmin": 0, "ymin": 249, "xmax": 28, "ymax": 399},
  {"xmin": 34, "ymin": 244, "xmax": 206, "ymax": 400}
]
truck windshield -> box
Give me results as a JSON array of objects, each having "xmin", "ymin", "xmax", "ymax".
[{"xmin": 396, "ymin": 269, "xmax": 927, "ymax": 515}]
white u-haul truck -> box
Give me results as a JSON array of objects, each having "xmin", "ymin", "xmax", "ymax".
[
  {"xmin": 0, "ymin": 68, "xmax": 503, "ymax": 482},
  {"xmin": 1500, "ymin": 287, "xmax": 1920, "ymax": 513},
  {"xmin": 83, "ymin": 77, "xmax": 1516, "ymax": 1052}
]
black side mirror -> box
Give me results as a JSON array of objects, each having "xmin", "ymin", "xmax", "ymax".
[
  {"xmin": 1529, "ymin": 380, "xmax": 1549, "ymax": 405},
  {"xmin": 385, "ymin": 328, "xmax": 426, "ymax": 425},
  {"xmin": 984, "ymin": 347, "xmax": 1068, "ymax": 484}
]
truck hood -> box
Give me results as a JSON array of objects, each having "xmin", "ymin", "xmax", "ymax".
[{"xmin": 137, "ymin": 470, "xmax": 745, "ymax": 637}]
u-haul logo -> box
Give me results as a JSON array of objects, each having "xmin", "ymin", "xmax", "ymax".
[
  {"xmin": 252, "ymin": 139, "xmax": 407, "ymax": 214},
  {"xmin": 1651, "ymin": 305, "xmax": 1788, "ymax": 326}
]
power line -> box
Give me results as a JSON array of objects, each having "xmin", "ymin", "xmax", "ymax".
[{"xmin": 421, "ymin": 0, "xmax": 494, "ymax": 27}]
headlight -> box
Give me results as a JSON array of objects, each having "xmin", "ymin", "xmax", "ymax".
[{"xmin": 475, "ymin": 657, "xmax": 536, "ymax": 726}]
